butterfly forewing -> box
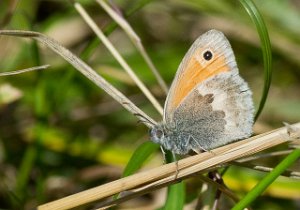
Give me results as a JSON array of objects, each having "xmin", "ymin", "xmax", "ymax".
[{"xmin": 164, "ymin": 30, "xmax": 238, "ymax": 124}]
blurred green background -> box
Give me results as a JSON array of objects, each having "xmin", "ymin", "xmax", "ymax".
[{"xmin": 0, "ymin": 0, "xmax": 300, "ymax": 209}]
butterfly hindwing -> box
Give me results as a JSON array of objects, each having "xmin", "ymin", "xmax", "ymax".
[{"xmin": 171, "ymin": 71, "xmax": 254, "ymax": 151}]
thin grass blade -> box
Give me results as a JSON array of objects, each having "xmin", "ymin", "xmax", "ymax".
[
  {"xmin": 97, "ymin": 0, "xmax": 169, "ymax": 94},
  {"xmin": 232, "ymin": 149, "xmax": 300, "ymax": 210},
  {"xmin": 80, "ymin": 0, "xmax": 155, "ymax": 60},
  {"xmin": 239, "ymin": 0, "xmax": 273, "ymax": 121},
  {"xmin": 0, "ymin": 64, "xmax": 50, "ymax": 76},
  {"xmin": 73, "ymin": 2, "xmax": 164, "ymax": 115}
]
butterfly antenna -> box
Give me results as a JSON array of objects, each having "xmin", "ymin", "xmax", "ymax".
[{"xmin": 134, "ymin": 113, "xmax": 156, "ymax": 127}]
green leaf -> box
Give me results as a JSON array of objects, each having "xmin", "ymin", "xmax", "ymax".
[
  {"xmin": 232, "ymin": 149, "xmax": 300, "ymax": 210},
  {"xmin": 239, "ymin": 0, "xmax": 273, "ymax": 121},
  {"xmin": 122, "ymin": 141, "xmax": 160, "ymax": 177}
]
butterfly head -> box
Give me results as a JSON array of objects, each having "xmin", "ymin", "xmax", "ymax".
[{"xmin": 149, "ymin": 123, "xmax": 166, "ymax": 145}]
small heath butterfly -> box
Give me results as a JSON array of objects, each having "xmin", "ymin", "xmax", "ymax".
[{"xmin": 150, "ymin": 29, "xmax": 254, "ymax": 155}]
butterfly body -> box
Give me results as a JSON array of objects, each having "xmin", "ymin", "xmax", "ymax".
[{"xmin": 150, "ymin": 30, "xmax": 254, "ymax": 155}]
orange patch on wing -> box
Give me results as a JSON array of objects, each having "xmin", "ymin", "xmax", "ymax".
[{"xmin": 170, "ymin": 52, "xmax": 229, "ymax": 111}]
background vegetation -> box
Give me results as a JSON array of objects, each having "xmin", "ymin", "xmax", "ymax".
[{"xmin": 0, "ymin": 0, "xmax": 299, "ymax": 209}]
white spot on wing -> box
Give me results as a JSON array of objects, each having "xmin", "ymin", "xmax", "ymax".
[{"xmin": 196, "ymin": 71, "xmax": 254, "ymax": 147}]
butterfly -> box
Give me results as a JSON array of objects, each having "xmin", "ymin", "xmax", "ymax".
[{"xmin": 149, "ymin": 29, "xmax": 254, "ymax": 155}]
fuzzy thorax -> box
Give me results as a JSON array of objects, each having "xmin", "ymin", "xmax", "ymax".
[{"xmin": 149, "ymin": 122, "xmax": 192, "ymax": 155}]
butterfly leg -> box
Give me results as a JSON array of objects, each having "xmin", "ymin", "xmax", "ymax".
[
  {"xmin": 188, "ymin": 135, "xmax": 208, "ymax": 152},
  {"xmin": 190, "ymin": 136, "xmax": 216, "ymax": 155},
  {"xmin": 160, "ymin": 146, "xmax": 167, "ymax": 164}
]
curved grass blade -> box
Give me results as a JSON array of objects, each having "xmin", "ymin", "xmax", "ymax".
[
  {"xmin": 239, "ymin": 0, "xmax": 272, "ymax": 121},
  {"xmin": 232, "ymin": 149, "xmax": 300, "ymax": 210},
  {"xmin": 122, "ymin": 141, "xmax": 160, "ymax": 177}
]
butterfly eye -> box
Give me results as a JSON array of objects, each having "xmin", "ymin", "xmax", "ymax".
[
  {"xmin": 156, "ymin": 129, "xmax": 164, "ymax": 139},
  {"xmin": 203, "ymin": 50, "xmax": 213, "ymax": 61},
  {"xmin": 149, "ymin": 127, "xmax": 164, "ymax": 144}
]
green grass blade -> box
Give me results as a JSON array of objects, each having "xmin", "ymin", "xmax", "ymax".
[
  {"xmin": 239, "ymin": 0, "xmax": 272, "ymax": 121},
  {"xmin": 232, "ymin": 149, "xmax": 300, "ymax": 210},
  {"xmin": 122, "ymin": 141, "xmax": 159, "ymax": 177},
  {"xmin": 163, "ymin": 182, "xmax": 185, "ymax": 210},
  {"xmin": 15, "ymin": 145, "xmax": 37, "ymax": 202},
  {"xmin": 115, "ymin": 141, "xmax": 159, "ymax": 200},
  {"xmin": 160, "ymin": 151, "xmax": 185, "ymax": 210}
]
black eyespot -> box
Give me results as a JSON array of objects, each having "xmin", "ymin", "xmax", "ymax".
[{"xmin": 203, "ymin": 50, "xmax": 213, "ymax": 61}]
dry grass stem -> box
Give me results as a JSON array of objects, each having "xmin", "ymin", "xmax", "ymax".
[
  {"xmin": 233, "ymin": 162, "xmax": 300, "ymax": 179},
  {"xmin": 236, "ymin": 149, "xmax": 293, "ymax": 162},
  {"xmin": 38, "ymin": 122, "xmax": 300, "ymax": 210},
  {"xmin": 95, "ymin": 173, "xmax": 239, "ymax": 210},
  {"xmin": 0, "ymin": 64, "xmax": 50, "ymax": 76},
  {"xmin": 96, "ymin": 0, "xmax": 169, "ymax": 94},
  {"xmin": 74, "ymin": 2, "xmax": 164, "ymax": 115},
  {"xmin": 0, "ymin": 30, "xmax": 156, "ymax": 127}
]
